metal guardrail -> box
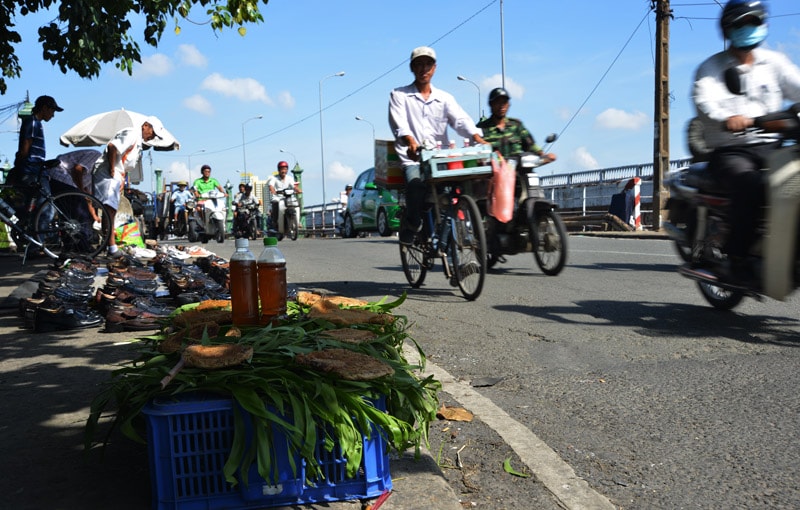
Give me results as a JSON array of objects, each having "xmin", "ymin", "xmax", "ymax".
[{"xmin": 299, "ymin": 158, "xmax": 694, "ymax": 233}]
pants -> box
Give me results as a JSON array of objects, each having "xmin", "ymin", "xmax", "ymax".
[
  {"xmin": 403, "ymin": 163, "xmax": 426, "ymax": 231},
  {"xmin": 708, "ymin": 142, "xmax": 779, "ymax": 258}
]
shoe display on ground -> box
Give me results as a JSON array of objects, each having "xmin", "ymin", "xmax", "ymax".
[{"xmin": 34, "ymin": 305, "xmax": 103, "ymax": 333}]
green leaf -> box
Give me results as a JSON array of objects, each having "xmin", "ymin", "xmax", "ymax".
[{"xmin": 503, "ymin": 457, "xmax": 531, "ymax": 478}]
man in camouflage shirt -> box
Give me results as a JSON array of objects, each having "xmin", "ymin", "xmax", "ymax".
[{"xmin": 477, "ymin": 87, "xmax": 551, "ymax": 160}]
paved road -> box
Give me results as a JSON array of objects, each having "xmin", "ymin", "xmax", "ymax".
[
  {"xmin": 280, "ymin": 234, "xmax": 800, "ymax": 509},
  {"xmin": 2, "ymin": 234, "xmax": 799, "ymax": 509}
]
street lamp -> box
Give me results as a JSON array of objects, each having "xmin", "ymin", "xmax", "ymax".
[
  {"xmin": 457, "ymin": 75, "xmax": 482, "ymax": 121},
  {"xmin": 319, "ymin": 71, "xmax": 345, "ymax": 229},
  {"xmin": 279, "ymin": 148, "xmax": 297, "ymax": 169},
  {"xmin": 187, "ymin": 149, "xmax": 206, "ymax": 181},
  {"xmin": 355, "ymin": 115, "xmax": 375, "ymax": 145},
  {"xmin": 241, "ymin": 115, "xmax": 263, "ymax": 184}
]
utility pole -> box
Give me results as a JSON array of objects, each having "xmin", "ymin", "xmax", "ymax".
[{"xmin": 652, "ymin": 0, "xmax": 671, "ymax": 230}]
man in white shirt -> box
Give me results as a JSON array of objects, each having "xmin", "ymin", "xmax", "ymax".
[
  {"xmin": 692, "ymin": 0, "xmax": 800, "ymax": 280},
  {"xmin": 389, "ymin": 46, "xmax": 486, "ymax": 245},
  {"xmin": 268, "ymin": 161, "xmax": 300, "ymax": 230}
]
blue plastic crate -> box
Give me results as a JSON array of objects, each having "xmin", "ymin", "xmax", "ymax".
[{"xmin": 142, "ymin": 393, "xmax": 391, "ymax": 510}]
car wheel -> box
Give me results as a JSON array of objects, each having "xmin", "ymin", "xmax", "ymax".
[
  {"xmin": 343, "ymin": 215, "xmax": 357, "ymax": 238},
  {"xmin": 377, "ymin": 209, "xmax": 391, "ymax": 237}
]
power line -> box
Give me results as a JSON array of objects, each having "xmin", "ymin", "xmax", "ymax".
[
  {"xmin": 196, "ymin": 0, "xmax": 498, "ymax": 158},
  {"xmin": 551, "ymin": 7, "xmax": 652, "ymax": 147}
]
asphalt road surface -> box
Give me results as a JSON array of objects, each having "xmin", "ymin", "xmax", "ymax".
[{"xmin": 279, "ymin": 233, "xmax": 800, "ymax": 509}]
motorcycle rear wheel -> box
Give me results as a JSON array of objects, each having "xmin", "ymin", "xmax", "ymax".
[
  {"xmin": 530, "ymin": 209, "xmax": 568, "ymax": 276},
  {"xmin": 697, "ymin": 282, "xmax": 745, "ymax": 310}
]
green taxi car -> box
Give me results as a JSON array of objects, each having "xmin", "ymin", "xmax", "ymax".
[{"xmin": 342, "ymin": 167, "xmax": 401, "ymax": 237}]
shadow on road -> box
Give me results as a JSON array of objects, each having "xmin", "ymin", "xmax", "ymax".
[{"xmin": 495, "ymin": 300, "xmax": 800, "ymax": 347}]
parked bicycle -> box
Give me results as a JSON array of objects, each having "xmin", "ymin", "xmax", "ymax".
[
  {"xmin": 0, "ymin": 163, "xmax": 112, "ymax": 263},
  {"xmin": 399, "ymin": 144, "xmax": 491, "ymax": 300}
]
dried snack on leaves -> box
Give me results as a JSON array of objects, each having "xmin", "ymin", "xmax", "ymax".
[
  {"xmin": 173, "ymin": 308, "xmax": 232, "ymax": 328},
  {"xmin": 186, "ymin": 321, "xmax": 220, "ymax": 340},
  {"xmin": 182, "ymin": 344, "xmax": 253, "ymax": 369},
  {"xmin": 308, "ymin": 305, "xmax": 395, "ymax": 326},
  {"xmin": 196, "ymin": 300, "xmax": 232, "ymax": 311},
  {"xmin": 158, "ymin": 328, "xmax": 188, "ymax": 353},
  {"xmin": 318, "ymin": 328, "xmax": 378, "ymax": 344},
  {"xmin": 297, "ymin": 291, "xmax": 369, "ymax": 308},
  {"xmin": 295, "ymin": 348, "xmax": 394, "ymax": 380}
]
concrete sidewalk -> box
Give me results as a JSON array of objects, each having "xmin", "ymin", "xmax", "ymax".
[{"xmin": 0, "ymin": 252, "xmax": 462, "ymax": 510}]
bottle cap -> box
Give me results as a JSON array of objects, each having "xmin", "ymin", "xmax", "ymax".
[
  {"xmin": 264, "ymin": 237, "xmax": 278, "ymax": 246},
  {"xmin": 235, "ymin": 238, "xmax": 249, "ymax": 249}
]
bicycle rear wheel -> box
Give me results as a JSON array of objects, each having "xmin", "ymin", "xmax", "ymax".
[
  {"xmin": 451, "ymin": 194, "xmax": 487, "ymax": 300},
  {"xmin": 399, "ymin": 213, "xmax": 429, "ymax": 288},
  {"xmin": 34, "ymin": 191, "xmax": 112, "ymax": 258}
]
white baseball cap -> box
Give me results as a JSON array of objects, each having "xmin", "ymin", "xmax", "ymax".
[{"xmin": 410, "ymin": 46, "xmax": 436, "ymax": 62}]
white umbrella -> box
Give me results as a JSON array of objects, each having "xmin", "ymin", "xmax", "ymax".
[{"xmin": 59, "ymin": 108, "xmax": 180, "ymax": 151}]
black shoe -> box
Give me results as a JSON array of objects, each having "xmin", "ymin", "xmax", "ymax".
[
  {"xmin": 399, "ymin": 228, "xmax": 415, "ymax": 246},
  {"xmin": 34, "ymin": 305, "xmax": 103, "ymax": 332}
]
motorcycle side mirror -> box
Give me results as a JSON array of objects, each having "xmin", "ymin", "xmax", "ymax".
[
  {"xmin": 724, "ymin": 67, "xmax": 744, "ymax": 96},
  {"xmin": 544, "ymin": 133, "xmax": 558, "ymax": 144}
]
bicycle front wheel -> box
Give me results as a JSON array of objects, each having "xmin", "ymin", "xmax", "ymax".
[
  {"xmin": 35, "ymin": 191, "xmax": 112, "ymax": 258},
  {"xmin": 451, "ymin": 194, "xmax": 487, "ymax": 300}
]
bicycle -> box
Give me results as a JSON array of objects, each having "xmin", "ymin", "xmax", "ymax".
[
  {"xmin": 399, "ymin": 144, "xmax": 491, "ymax": 300},
  {"xmin": 0, "ymin": 164, "xmax": 113, "ymax": 263}
]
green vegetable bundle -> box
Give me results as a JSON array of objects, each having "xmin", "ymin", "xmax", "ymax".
[{"xmin": 85, "ymin": 293, "xmax": 441, "ymax": 487}]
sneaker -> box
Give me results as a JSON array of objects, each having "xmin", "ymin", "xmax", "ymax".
[{"xmin": 399, "ymin": 228, "xmax": 416, "ymax": 246}]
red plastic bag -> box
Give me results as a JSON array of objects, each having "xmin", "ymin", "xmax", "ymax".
[{"xmin": 487, "ymin": 152, "xmax": 516, "ymax": 223}]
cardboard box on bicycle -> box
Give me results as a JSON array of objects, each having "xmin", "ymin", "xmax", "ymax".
[{"xmin": 375, "ymin": 140, "xmax": 405, "ymax": 189}]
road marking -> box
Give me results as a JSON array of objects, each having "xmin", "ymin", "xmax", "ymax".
[{"xmin": 404, "ymin": 345, "xmax": 616, "ymax": 510}]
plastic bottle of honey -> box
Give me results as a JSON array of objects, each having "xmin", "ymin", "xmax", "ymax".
[
  {"xmin": 230, "ymin": 238, "xmax": 259, "ymax": 326},
  {"xmin": 257, "ymin": 237, "xmax": 287, "ymax": 324}
]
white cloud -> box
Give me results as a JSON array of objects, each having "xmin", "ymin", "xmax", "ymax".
[
  {"xmin": 571, "ymin": 146, "xmax": 599, "ymax": 170},
  {"xmin": 328, "ymin": 161, "xmax": 356, "ymax": 182},
  {"xmin": 480, "ymin": 74, "xmax": 525, "ymax": 100},
  {"xmin": 133, "ymin": 53, "xmax": 173, "ymax": 79},
  {"xmin": 183, "ymin": 94, "xmax": 214, "ymax": 115},
  {"xmin": 200, "ymin": 73, "xmax": 273, "ymax": 105},
  {"xmin": 277, "ymin": 91, "xmax": 295, "ymax": 110},
  {"xmin": 167, "ymin": 161, "xmax": 191, "ymax": 183},
  {"xmin": 596, "ymin": 108, "xmax": 648, "ymax": 130},
  {"xmin": 176, "ymin": 44, "xmax": 207, "ymax": 68}
]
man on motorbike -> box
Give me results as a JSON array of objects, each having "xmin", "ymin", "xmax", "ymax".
[
  {"xmin": 477, "ymin": 87, "xmax": 555, "ymax": 162},
  {"xmin": 389, "ymin": 46, "xmax": 486, "ymax": 246},
  {"xmin": 268, "ymin": 161, "xmax": 300, "ymax": 230},
  {"xmin": 692, "ymin": 0, "xmax": 800, "ymax": 282},
  {"xmin": 192, "ymin": 165, "xmax": 227, "ymax": 198},
  {"xmin": 170, "ymin": 181, "xmax": 193, "ymax": 224}
]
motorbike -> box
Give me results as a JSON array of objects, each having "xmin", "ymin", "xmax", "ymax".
[
  {"xmin": 187, "ymin": 189, "xmax": 227, "ymax": 244},
  {"xmin": 485, "ymin": 134, "xmax": 568, "ymax": 276},
  {"xmin": 664, "ymin": 101, "xmax": 800, "ymax": 310},
  {"xmin": 270, "ymin": 187, "xmax": 300, "ymax": 241},
  {"xmin": 232, "ymin": 199, "xmax": 260, "ymax": 240}
]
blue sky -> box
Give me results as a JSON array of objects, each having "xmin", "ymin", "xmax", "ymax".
[{"xmin": 2, "ymin": 0, "xmax": 799, "ymax": 206}]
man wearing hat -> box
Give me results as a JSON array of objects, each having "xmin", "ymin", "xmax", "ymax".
[
  {"xmin": 389, "ymin": 46, "xmax": 486, "ymax": 245},
  {"xmin": 170, "ymin": 181, "xmax": 194, "ymax": 226},
  {"xmin": 13, "ymin": 95, "xmax": 63, "ymax": 186},
  {"xmin": 477, "ymin": 87, "xmax": 554, "ymax": 162}
]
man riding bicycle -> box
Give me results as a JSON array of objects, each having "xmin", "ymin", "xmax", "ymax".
[{"xmin": 388, "ymin": 46, "xmax": 486, "ymax": 246}]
